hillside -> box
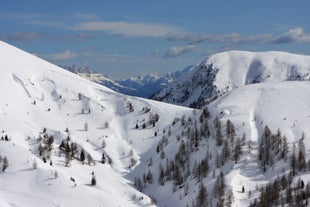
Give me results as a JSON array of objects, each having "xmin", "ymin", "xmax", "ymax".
[
  {"xmin": 151, "ymin": 51, "xmax": 310, "ymax": 108},
  {"xmin": 1, "ymin": 41, "xmax": 310, "ymax": 207},
  {"xmin": 0, "ymin": 40, "xmax": 194, "ymax": 206}
]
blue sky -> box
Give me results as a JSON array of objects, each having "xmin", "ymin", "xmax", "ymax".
[{"xmin": 1, "ymin": 0, "xmax": 310, "ymax": 78}]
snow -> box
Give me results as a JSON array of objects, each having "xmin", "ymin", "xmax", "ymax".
[{"xmin": 1, "ymin": 40, "xmax": 310, "ymax": 207}]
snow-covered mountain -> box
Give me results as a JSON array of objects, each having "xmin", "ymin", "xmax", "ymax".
[
  {"xmin": 151, "ymin": 51, "xmax": 310, "ymax": 108},
  {"xmin": 0, "ymin": 40, "xmax": 194, "ymax": 207},
  {"xmin": 1, "ymin": 41, "xmax": 310, "ymax": 207},
  {"xmin": 62, "ymin": 65, "xmax": 191, "ymax": 98}
]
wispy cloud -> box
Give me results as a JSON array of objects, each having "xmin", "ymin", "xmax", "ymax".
[
  {"xmin": 0, "ymin": 31, "xmax": 100, "ymax": 42},
  {"xmin": 166, "ymin": 27, "xmax": 310, "ymax": 45},
  {"xmin": 28, "ymin": 20, "xmax": 65, "ymax": 27},
  {"xmin": 146, "ymin": 49, "xmax": 161, "ymax": 56},
  {"xmin": 166, "ymin": 33, "xmax": 273, "ymax": 44},
  {"xmin": 0, "ymin": 32, "xmax": 49, "ymax": 42},
  {"xmin": 163, "ymin": 45, "xmax": 200, "ymax": 58},
  {"xmin": 74, "ymin": 12, "xmax": 99, "ymax": 20},
  {"xmin": 42, "ymin": 50, "xmax": 76, "ymax": 61},
  {"xmin": 71, "ymin": 21, "xmax": 183, "ymax": 37}
]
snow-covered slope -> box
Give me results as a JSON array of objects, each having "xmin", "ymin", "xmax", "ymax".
[
  {"xmin": 152, "ymin": 51, "xmax": 310, "ymax": 108},
  {"xmin": 0, "ymin": 40, "xmax": 194, "ymax": 207}
]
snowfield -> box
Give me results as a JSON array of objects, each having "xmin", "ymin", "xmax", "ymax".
[{"xmin": 1, "ymin": 40, "xmax": 310, "ymax": 207}]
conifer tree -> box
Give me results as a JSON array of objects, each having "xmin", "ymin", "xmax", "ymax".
[
  {"xmin": 101, "ymin": 153, "xmax": 106, "ymax": 164},
  {"xmin": 196, "ymin": 182, "xmax": 208, "ymax": 207},
  {"xmin": 2, "ymin": 156, "xmax": 8, "ymax": 172},
  {"xmin": 91, "ymin": 174, "xmax": 96, "ymax": 186},
  {"xmin": 226, "ymin": 119, "xmax": 236, "ymax": 143},
  {"xmin": 80, "ymin": 150, "xmax": 85, "ymax": 164}
]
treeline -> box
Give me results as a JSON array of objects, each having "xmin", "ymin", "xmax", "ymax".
[{"xmin": 252, "ymin": 176, "xmax": 310, "ymax": 207}]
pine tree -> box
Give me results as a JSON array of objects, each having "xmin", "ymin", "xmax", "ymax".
[
  {"xmin": 32, "ymin": 158, "xmax": 37, "ymax": 170},
  {"xmin": 101, "ymin": 153, "xmax": 106, "ymax": 164},
  {"xmin": 80, "ymin": 150, "xmax": 85, "ymax": 164},
  {"xmin": 226, "ymin": 119, "xmax": 236, "ymax": 143},
  {"xmin": 298, "ymin": 134, "xmax": 306, "ymax": 171},
  {"xmin": 221, "ymin": 140, "xmax": 230, "ymax": 165},
  {"xmin": 213, "ymin": 171, "xmax": 225, "ymax": 199},
  {"xmin": 146, "ymin": 170, "xmax": 153, "ymax": 184},
  {"xmin": 84, "ymin": 122, "xmax": 88, "ymax": 131},
  {"xmin": 214, "ymin": 117, "xmax": 222, "ymax": 146},
  {"xmin": 2, "ymin": 156, "xmax": 8, "ymax": 172},
  {"xmin": 196, "ymin": 182, "xmax": 208, "ymax": 207},
  {"xmin": 290, "ymin": 144, "xmax": 297, "ymax": 176},
  {"xmin": 91, "ymin": 174, "xmax": 96, "ymax": 186},
  {"xmin": 158, "ymin": 163, "xmax": 165, "ymax": 186},
  {"xmin": 233, "ymin": 138, "xmax": 242, "ymax": 163},
  {"xmin": 281, "ymin": 135, "xmax": 288, "ymax": 161}
]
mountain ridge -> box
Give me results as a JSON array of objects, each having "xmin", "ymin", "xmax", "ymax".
[{"xmin": 151, "ymin": 50, "xmax": 310, "ymax": 108}]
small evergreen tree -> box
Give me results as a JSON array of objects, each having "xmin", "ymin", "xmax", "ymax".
[
  {"xmin": 32, "ymin": 158, "xmax": 37, "ymax": 170},
  {"xmin": 91, "ymin": 174, "xmax": 96, "ymax": 186},
  {"xmin": 80, "ymin": 150, "xmax": 85, "ymax": 164},
  {"xmin": 84, "ymin": 122, "xmax": 88, "ymax": 131},
  {"xmin": 2, "ymin": 156, "xmax": 8, "ymax": 172},
  {"xmin": 101, "ymin": 153, "xmax": 106, "ymax": 164}
]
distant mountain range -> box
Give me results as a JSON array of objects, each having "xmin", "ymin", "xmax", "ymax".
[
  {"xmin": 62, "ymin": 51, "xmax": 310, "ymax": 110},
  {"xmin": 60, "ymin": 65, "xmax": 192, "ymax": 98}
]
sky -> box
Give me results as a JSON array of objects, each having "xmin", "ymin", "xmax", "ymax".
[{"xmin": 1, "ymin": 0, "xmax": 310, "ymax": 79}]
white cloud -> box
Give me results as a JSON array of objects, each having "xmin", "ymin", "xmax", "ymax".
[
  {"xmin": 47, "ymin": 50, "xmax": 76, "ymax": 61},
  {"xmin": 272, "ymin": 27, "xmax": 310, "ymax": 43},
  {"xmin": 71, "ymin": 21, "xmax": 183, "ymax": 37},
  {"xmin": 163, "ymin": 45, "xmax": 200, "ymax": 58}
]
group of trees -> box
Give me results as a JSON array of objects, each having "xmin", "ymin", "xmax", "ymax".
[
  {"xmin": 0, "ymin": 134, "xmax": 9, "ymax": 141},
  {"xmin": 135, "ymin": 109, "xmax": 160, "ymax": 130},
  {"xmin": 134, "ymin": 106, "xmax": 310, "ymax": 207},
  {"xmin": 253, "ymin": 176, "xmax": 310, "ymax": 207},
  {"xmin": 36, "ymin": 127, "xmax": 111, "ymax": 168},
  {"xmin": 135, "ymin": 108, "xmax": 243, "ymax": 206},
  {"xmin": 258, "ymin": 126, "xmax": 308, "ymax": 176}
]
